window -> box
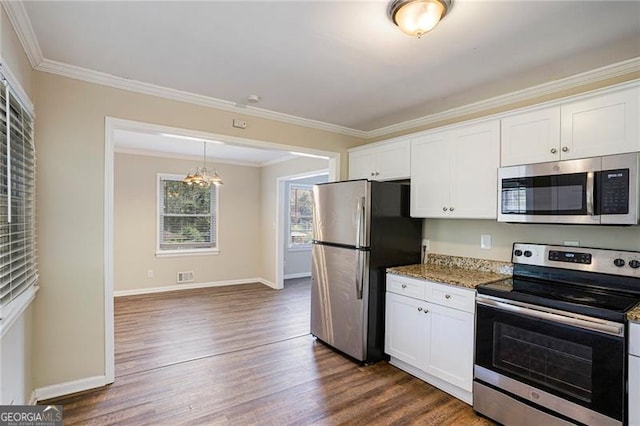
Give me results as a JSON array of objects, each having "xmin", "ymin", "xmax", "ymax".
[
  {"xmin": 157, "ymin": 174, "xmax": 218, "ymax": 255},
  {"xmin": 289, "ymin": 184, "xmax": 313, "ymax": 247},
  {"xmin": 0, "ymin": 78, "xmax": 37, "ymax": 315}
]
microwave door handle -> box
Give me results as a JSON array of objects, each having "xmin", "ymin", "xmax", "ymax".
[{"xmin": 586, "ymin": 172, "xmax": 595, "ymax": 215}]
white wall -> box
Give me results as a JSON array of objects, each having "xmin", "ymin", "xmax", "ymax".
[
  {"xmin": 114, "ymin": 153, "xmax": 261, "ymax": 292},
  {"xmin": 283, "ymin": 174, "xmax": 328, "ymax": 278},
  {"xmin": 424, "ymin": 218, "xmax": 640, "ymax": 261}
]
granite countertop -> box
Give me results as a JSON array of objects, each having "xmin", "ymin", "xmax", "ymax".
[
  {"xmin": 387, "ymin": 253, "xmax": 512, "ymax": 289},
  {"xmin": 628, "ymin": 305, "xmax": 640, "ymax": 322}
]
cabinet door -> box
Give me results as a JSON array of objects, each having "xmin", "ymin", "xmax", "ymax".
[
  {"xmin": 376, "ymin": 139, "xmax": 411, "ymax": 180},
  {"xmin": 385, "ymin": 292, "xmax": 429, "ymax": 369},
  {"xmin": 410, "ymin": 132, "xmax": 451, "ymax": 218},
  {"xmin": 630, "ymin": 355, "xmax": 640, "ymax": 426},
  {"xmin": 348, "ymin": 150, "xmax": 376, "ymax": 180},
  {"xmin": 449, "ymin": 120, "xmax": 500, "ymax": 219},
  {"xmin": 501, "ymin": 107, "xmax": 561, "ymax": 166},
  {"xmin": 561, "ymin": 87, "xmax": 639, "ymax": 160},
  {"xmin": 424, "ymin": 302, "xmax": 474, "ymax": 392}
]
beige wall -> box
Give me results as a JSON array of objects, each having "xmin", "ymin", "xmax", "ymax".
[
  {"xmin": 0, "ymin": 5, "xmax": 35, "ymax": 405},
  {"xmin": 34, "ymin": 71, "xmax": 361, "ymax": 390},
  {"xmin": 0, "ymin": 7, "xmax": 34, "ymax": 100},
  {"xmin": 424, "ymin": 219, "xmax": 640, "ymax": 262},
  {"xmin": 260, "ymin": 157, "xmax": 328, "ymax": 285},
  {"xmin": 114, "ymin": 153, "xmax": 261, "ymax": 292}
]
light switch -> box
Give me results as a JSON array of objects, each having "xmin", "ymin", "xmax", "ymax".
[{"xmin": 480, "ymin": 234, "xmax": 491, "ymax": 249}]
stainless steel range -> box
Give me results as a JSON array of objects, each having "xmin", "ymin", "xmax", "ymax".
[{"xmin": 474, "ymin": 243, "xmax": 640, "ymax": 426}]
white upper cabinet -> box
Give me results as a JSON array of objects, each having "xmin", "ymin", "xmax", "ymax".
[
  {"xmin": 561, "ymin": 86, "xmax": 639, "ymax": 160},
  {"xmin": 501, "ymin": 86, "xmax": 640, "ymax": 166},
  {"xmin": 348, "ymin": 139, "xmax": 410, "ymax": 181},
  {"xmin": 501, "ymin": 106, "xmax": 561, "ymax": 166},
  {"xmin": 411, "ymin": 120, "xmax": 500, "ymax": 219}
]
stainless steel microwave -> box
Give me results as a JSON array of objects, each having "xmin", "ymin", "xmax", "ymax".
[{"xmin": 498, "ymin": 152, "xmax": 639, "ymax": 225}]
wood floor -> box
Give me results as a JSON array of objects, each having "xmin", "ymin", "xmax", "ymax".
[{"xmin": 44, "ymin": 279, "xmax": 494, "ymax": 425}]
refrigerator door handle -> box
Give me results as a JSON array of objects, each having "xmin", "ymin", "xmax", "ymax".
[
  {"xmin": 355, "ymin": 196, "xmax": 365, "ymax": 249},
  {"xmin": 355, "ymin": 249, "xmax": 364, "ymax": 300}
]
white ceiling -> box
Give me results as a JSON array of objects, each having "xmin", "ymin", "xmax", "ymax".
[
  {"xmin": 113, "ymin": 129, "xmax": 299, "ymax": 166},
  {"xmin": 15, "ymin": 1, "xmax": 640, "ymax": 137}
]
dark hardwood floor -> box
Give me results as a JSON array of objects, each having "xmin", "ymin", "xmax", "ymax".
[{"xmin": 43, "ymin": 279, "xmax": 493, "ymax": 425}]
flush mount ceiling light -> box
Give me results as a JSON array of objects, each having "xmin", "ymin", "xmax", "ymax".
[
  {"xmin": 182, "ymin": 141, "xmax": 223, "ymax": 187},
  {"xmin": 388, "ymin": 0, "xmax": 452, "ymax": 38}
]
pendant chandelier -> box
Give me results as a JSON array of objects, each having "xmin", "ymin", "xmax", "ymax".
[{"xmin": 182, "ymin": 141, "xmax": 223, "ymax": 187}]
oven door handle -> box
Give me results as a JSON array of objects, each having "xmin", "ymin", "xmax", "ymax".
[{"xmin": 476, "ymin": 296, "xmax": 624, "ymax": 337}]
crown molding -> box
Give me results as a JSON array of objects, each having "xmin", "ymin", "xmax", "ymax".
[
  {"xmin": 366, "ymin": 57, "xmax": 640, "ymax": 139},
  {"xmin": 35, "ymin": 58, "xmax": 368, "ymax": 139},
  {"xmin": 1, "ymin": 0, "xmax": 43, "ymax": 68}
]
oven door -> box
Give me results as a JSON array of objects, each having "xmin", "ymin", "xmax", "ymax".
[{"xmin": 475, "ymin": 297, "xmax": 625, "ymax": 424}]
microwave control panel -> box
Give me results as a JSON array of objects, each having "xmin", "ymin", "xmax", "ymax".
[{"xmin": 600, "ymin": 168, "xmax": 629, "ymax": 215}]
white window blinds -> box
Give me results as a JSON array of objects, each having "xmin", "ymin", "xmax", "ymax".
[
  {"xmin": 0, "ymin": 77, "xmax": 37, "ymax": 314},
  {"xmin": 158, "ymin": 174, "xmax": 218, "ymax": 253}
]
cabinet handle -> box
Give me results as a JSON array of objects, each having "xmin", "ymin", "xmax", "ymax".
[
  {"xmin": 550, "ymin": 148, "xmax": 557, "ymax": 154},
  {"xmin": 375, "ymin": 172, "xmax": 380, "ymax": 176},
  {"xmin": 418, "ymin": 307, "xmax": 423, "ymax": 312},
  {"xmin": 562, "ymin": 146, "xmax": 569, "ymax": 153},
  {"xmin": 423, "ymin": 309, "xmax": 429, "ymax": 314},
  {"xmin": 370, "ymin": 172, "xmax": 375, "ymax": 177},
  {"xmin": 449, "ymin": 207, "xmax": 455, "ymax": 212},
  {"xmin": 442, "ymin": 207, "xmax": 448, "ymax": 212},
  {"xmin": 445, "ymin": 294, "xmax": 451, "ymax": 299},
  {"xmin": 401, "ymin": 284, "xmax": 407, "ymax": 289}
]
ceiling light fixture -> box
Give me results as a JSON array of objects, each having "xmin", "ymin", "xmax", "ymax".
[
  {"xmin": 388, "ymin": 0, "xmax": 452, "ymax": 38},
  {"xmin": 182, "ymin": 141, "xmax": 223, "ymax": 187},
  {"xmin": 247, "ymin": 94, "xmax": 261, "ymax": 104}
]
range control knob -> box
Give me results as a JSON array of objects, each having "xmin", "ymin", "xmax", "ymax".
[
  {"xmin": 614, "ymin": 258, "xmax": 626, "ymax": 267},
  {"xmin": 523, "ymin": 250, "xmax": 533, "ymax": 258},
  {"xmin": 630, "ymin": 260, "xmax": 640, "ymax": 269},
  {"xmin": 514, "ymin": 249, "xmax": 523, "ymax": 257}
]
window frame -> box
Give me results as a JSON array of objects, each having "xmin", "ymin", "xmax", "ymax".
[
  {"xmin": 156, "ymin": 173, "xmax": 220, "ymax": 258},
  {"xmin": 0, "ymin": 73, "xmax": 38, "ymax": 332},
  {"xmin": 287, "ymin": 183, "xmax": 314, "ymax": 251}
]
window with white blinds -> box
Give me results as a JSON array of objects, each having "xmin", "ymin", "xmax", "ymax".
[
  {"xmin": 157, "ymin": 174, "xmax": 218, "ymax": 254},
  {"xmin": 0, "ymin": 78, "xmax": 37, "ymax": 314}
]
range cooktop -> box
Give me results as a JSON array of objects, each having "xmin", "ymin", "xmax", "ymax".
[{"xmin": 477, "ymin": 243, "xmax": 640, "ymax": 322}]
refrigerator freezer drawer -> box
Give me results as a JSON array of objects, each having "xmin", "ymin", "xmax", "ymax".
[{"xmin": 310, "ymin": 243, "xmax": 369, "ymax": 361}]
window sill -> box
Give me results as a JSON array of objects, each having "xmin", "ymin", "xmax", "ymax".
[
  {"xmin": 288, "ymin": 245, "xmax": 312, "ymax": 253},
  {"xmin": 0, "ymin": 284, "xmax": 38, "ymax": 339},
  {"xmin": 156, "ymin": 249, "xmax": 220, "ymax": 258}
]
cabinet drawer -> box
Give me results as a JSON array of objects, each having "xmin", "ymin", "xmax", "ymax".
[
  {"xmin": 386, "ymin": 274, "xmax": 425, "ymax": 300},
  {"xmin": 427, "ymin": 282, "xmax": 475, "ymax": 313}
]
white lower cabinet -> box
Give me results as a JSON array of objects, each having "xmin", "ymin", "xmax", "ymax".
[{"xmin": 385, "ymin": 274, "xmax": 475, "ymax": 404}]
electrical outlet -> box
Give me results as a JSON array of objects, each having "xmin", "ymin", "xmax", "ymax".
[
  {"xmin": 422, "ymin": 239, "xmax": 430, "ymax": 251},
  {"xmin": 147, "ymin": 269, "xmax": 153, "ymax": 278},
  {"xmin": 480, "ymin": 234, "xmax": 492, "ymax": 249},
  {"xmin": 564, "ymin": 240, "xmax": 580, "ymax": 247},
  {"xmin": 232, "ymin": 119, "xmax": 247, "ymax": 129}
]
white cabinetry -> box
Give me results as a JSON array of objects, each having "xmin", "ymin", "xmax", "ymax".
[
  {"xmin": 348, "ymin": 139, "xmax": 410, "ymax": 181},
  {"xmin": 411, "ymin": 120, "xmax": 500, "ymax": 218},
  {"xmin": 630, "ymin": 322, "xmax": 640, "ymax": 426},
  {"xmin": 501, "ymin": 86, "xmax": 640, "ymax": 166},
  {"xmin": 385, "ymin": 274, "xmax": 475, "ymax": 404}
]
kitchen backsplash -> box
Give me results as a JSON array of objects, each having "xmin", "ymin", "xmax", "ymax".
[{"xmin": 426, "ymin": 253, "xmax": 513, "ymax": 276}]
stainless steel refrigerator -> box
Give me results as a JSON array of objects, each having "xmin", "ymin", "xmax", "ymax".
[{"xmin": 310, "ymin": 179, "xmax": 422, "ymax": 363}]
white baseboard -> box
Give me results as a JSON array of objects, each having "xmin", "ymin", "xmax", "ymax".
[
  {"xmin": 284, "ymin": 272, "xmax": 311, "ymax": 280},
  {"xmin": 113, "ymin": 278, "xmax": 267, "ymax": 297},
  {"xmin": 259, "ymin": 278, "xmax": 277, "ymax": 289},
  {"xmin": 34, "ymin": 375, "xmax": 109, "ymax": 402}
]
